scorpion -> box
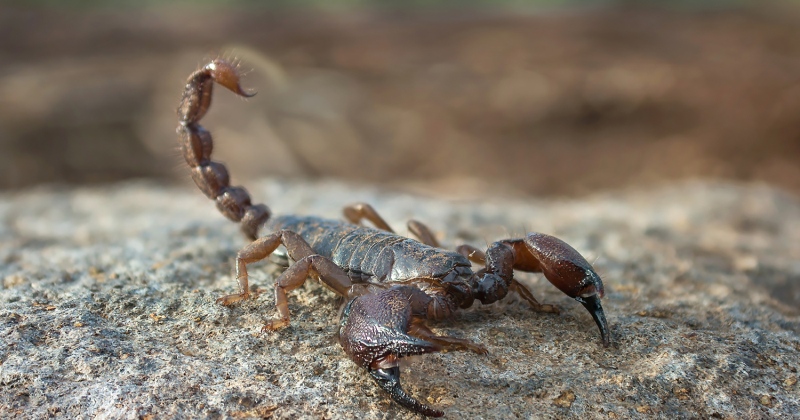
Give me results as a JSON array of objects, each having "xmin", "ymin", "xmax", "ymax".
[{"xmin": 176, "ymin": 59, "xmax": 611, "ymax": 417}]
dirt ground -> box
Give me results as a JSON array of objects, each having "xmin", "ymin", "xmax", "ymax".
[{"xmin": 1, "ymin": 5, "xmax": 800, "ymax": 198}]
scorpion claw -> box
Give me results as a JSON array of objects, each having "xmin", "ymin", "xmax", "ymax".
[
  {"xmin": 369, "ymin": 367, "xmax": 444, "ymax": 418},
  {"xmin": 519, "ymin": 233, "xmax": 612, "ymax": 346},
  {"xmin": 576, "ymin": 294, "xmax": 611, "ymax": 348},
  {"xmin": 338, "ymin": 287, "xmax": 454, "ymax": 416}
]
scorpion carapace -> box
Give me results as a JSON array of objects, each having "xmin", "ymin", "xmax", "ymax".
[{"xmin": 177, "ymin": 59, "xmax": 611, "ymax": 417}]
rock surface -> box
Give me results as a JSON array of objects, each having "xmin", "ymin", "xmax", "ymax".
[{"xmin": 1, "ymin": 179, "xmax": 799, "ymax": 419}]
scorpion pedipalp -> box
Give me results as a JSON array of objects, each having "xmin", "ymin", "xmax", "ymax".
[
  {"xmin": 338, "ymin": 286, "xmax": 487, "ymax": 417},
  {"xmin": 501, "ymin": 233, "xmax": 611, "ymax": 347},
  {"xmin": 459, "ymin": 233, "xmax": 610, "ymax": 346},
  {"xmin": 521, "ymin": 232, "xmax": 610, "ymax": 347}
]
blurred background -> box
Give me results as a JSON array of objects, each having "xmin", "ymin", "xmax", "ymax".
[{"xmin": 1, "ymin": 0, "xmax": 799, "ymax": 199}]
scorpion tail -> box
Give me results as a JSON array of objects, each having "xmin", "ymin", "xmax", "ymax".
[
  {"xmin": 177, "ymin": 59, "xmax": 270, "ymax": 240},
  {"xmin": 369, "ymin": 367, "xmax": 444, "ymax": 418}
]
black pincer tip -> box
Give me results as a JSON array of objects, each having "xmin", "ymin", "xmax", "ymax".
[
  {"xmin": 576, "ymin": 294, "xmax": 611, "ymax": 347},
  {"xmin": 369, "ymin": 366, "xmax": 444, "ymax": 418}
]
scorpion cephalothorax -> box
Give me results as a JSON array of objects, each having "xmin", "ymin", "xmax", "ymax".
[{"xmin": 176, "ymin": 59, "xmax": 611, "ymax": 417}]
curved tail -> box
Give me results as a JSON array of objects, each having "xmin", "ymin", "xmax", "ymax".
[{"xmin": 176, "ymin": 59, "xmax": 270, "ymax": 240}]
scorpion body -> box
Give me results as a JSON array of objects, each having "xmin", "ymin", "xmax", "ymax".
[
  {"xmin": 176, "ymin": 59, "xmax": 610, "ymax": 417},
  {"xmin": 268, "ymin": 214, "xmax": 476, "ymax": 313}
]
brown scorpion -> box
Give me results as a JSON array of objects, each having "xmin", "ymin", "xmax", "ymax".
[{"xmin": 176, "ymin": 59, "xmax": 610, "ymax": 417}]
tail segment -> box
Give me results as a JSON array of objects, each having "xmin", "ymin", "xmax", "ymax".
[{"xmin": 176, "ymin": 59, "xmax": 270, "ymax": 240}]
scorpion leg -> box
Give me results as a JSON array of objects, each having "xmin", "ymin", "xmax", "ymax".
[
  {"xmin": 509, "ymin": 281, "xmax": 560, "ymax": 314},
  {"xmin": 344, "ymin": 203, "xmax": 441, "ymax": 247},
  {"xmin": 216, "ymin": 230, "xmax": 308, "ymax": 305},
  {"xmin": 456, "ymin": 244, "xmax": 485, "ymax": 264},
  {"xmin": 476, "ymin": 233, "xmax": 611, "ymax": 346},
  {"xmin": 263, "ymin": 254, "xmax": 352, "ymax": 331},
  {"xmin": 343, "ymin": 203, "xmax": 394, "ymax": 232},
  {"xmin": 407, "ymin": 220, "xmax": 441, "ymax": 248},
  {"xmin": 408, "ymin": 319, "xmax": 487, "ymax": 355},
  {"xmin": 216, "ymin": 230, "xmax": 351, "ymax": 315}
]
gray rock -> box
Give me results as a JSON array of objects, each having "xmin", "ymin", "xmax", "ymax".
[{"xmin": 1, "ymin": 179, "xmax": 798, "ymax": 419}]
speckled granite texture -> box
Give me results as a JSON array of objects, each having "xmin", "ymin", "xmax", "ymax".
[{"xmin": 1, "ymin": 179, "xmax": 798, "ymax": 419}]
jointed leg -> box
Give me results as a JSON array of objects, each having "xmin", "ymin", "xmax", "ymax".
[
  {"xmin": 510, "ymin": 280, "xmax": 559, "ymax": 314},
  {"xmin": 216, "ymin": 229, "xmax": 316, "ymax": 305},
  {"xmin": 343, "ymin": 203, "xmax": 394, "ymax": 232},
  {"xmin": 408, "ymin": 319, "xmax": 487, "ymax": 355},
  {"xmin": 216, "ymin": 229, "xmax": 353, "ymax": 330},
  {"xmin": 263, "ymin": 254, "xmax": 352, "ymax": 331},
  {"xmin": 407, "ymin": 220, "xmax": 440, "ymax": 247},
  {"xmin": 456, "ymin": 244, "xmax": 485, "ymax": 264},
  {"xmin": 345, "ymin": 203, "xmax": 444, "ymax": 247}
]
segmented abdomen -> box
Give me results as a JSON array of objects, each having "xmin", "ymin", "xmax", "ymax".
[{"xmin": 266, "ymin": 215, "xmax": 470, "ymax": 283}]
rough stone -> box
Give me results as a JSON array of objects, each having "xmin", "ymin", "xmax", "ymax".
[{"xmin": 1, "ymin": 179, "xmax": 799, "ymax": 419}]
